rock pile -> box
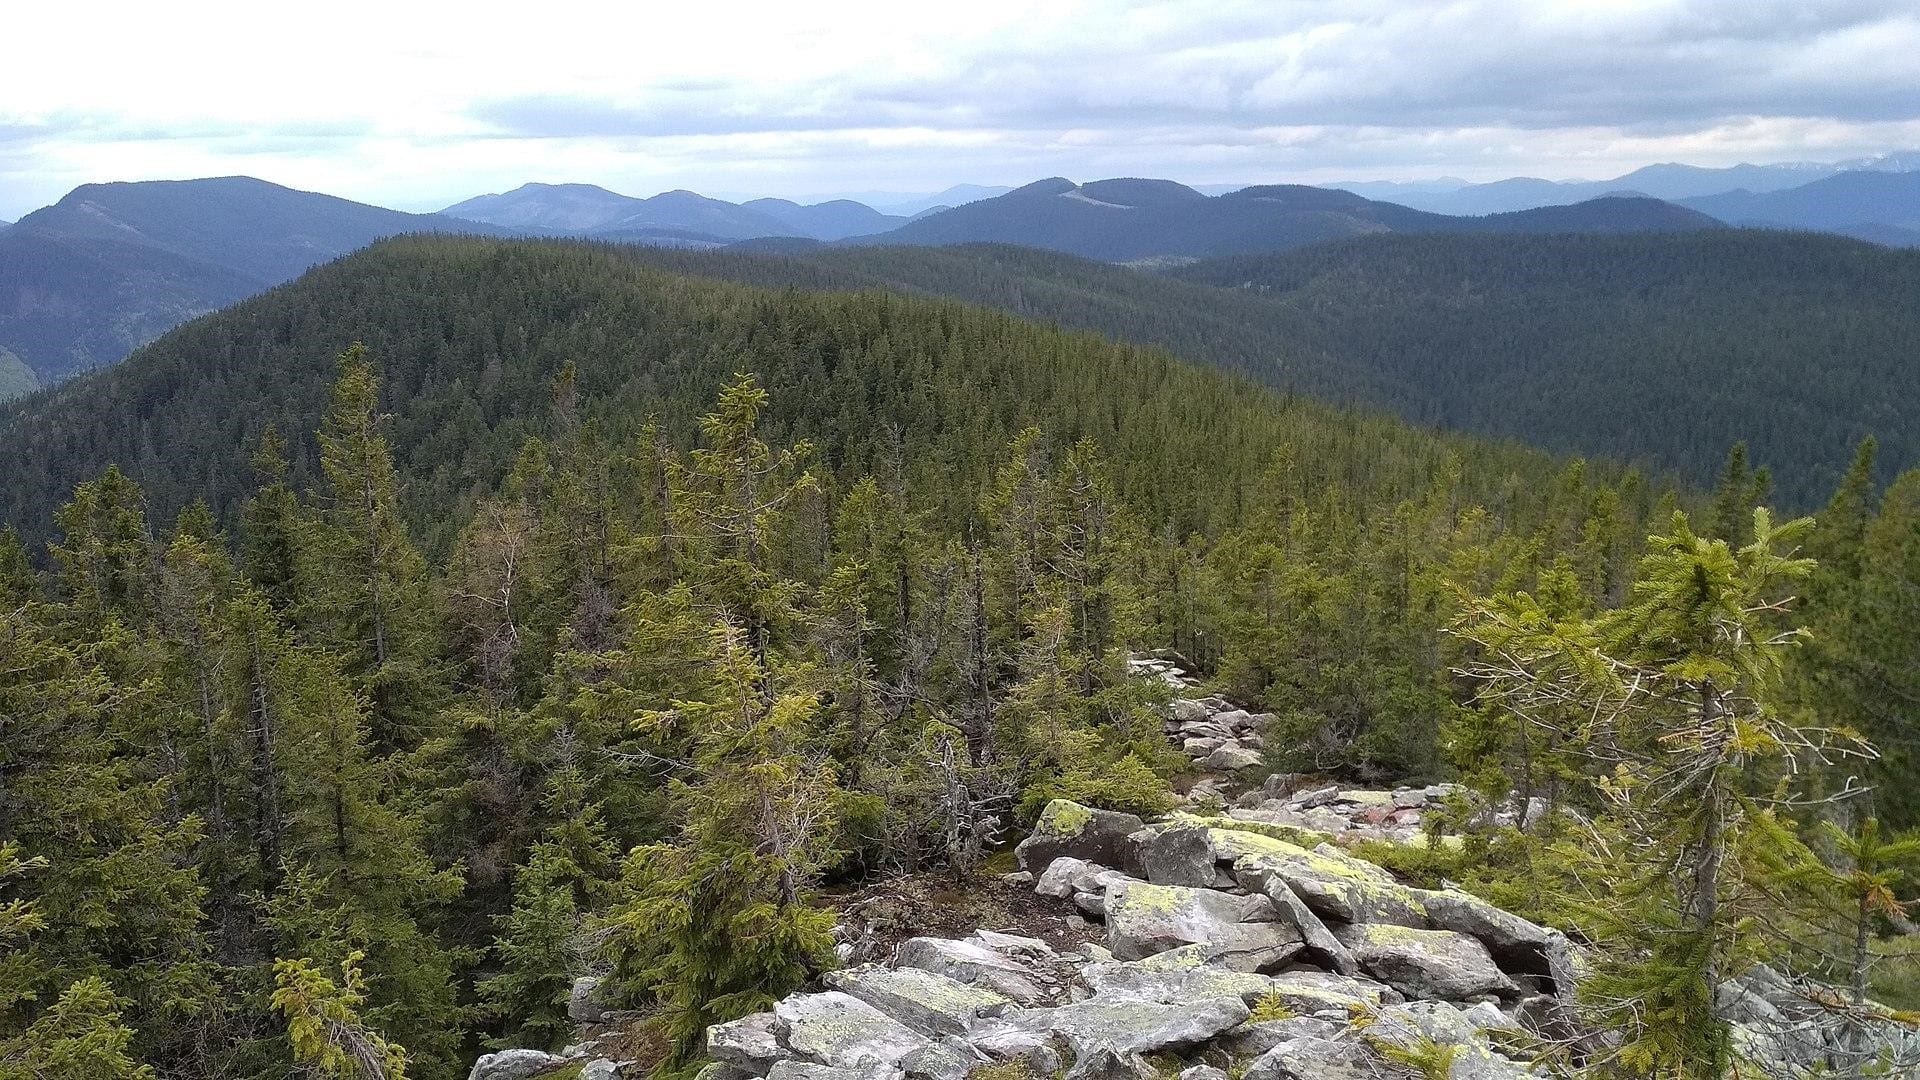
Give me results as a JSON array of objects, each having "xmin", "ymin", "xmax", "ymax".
[
  {"xmin": 1161, "ymin": 696, "xmax": 1270, "ymax": 773},
  {"xmin": 687, "ymin": 800, "xmax": 1576, "ymax": 1080}
]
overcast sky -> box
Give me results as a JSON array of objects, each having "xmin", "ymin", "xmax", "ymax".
[{"xmin": 3, "ymin": 0, "xmax": 1918, "ymax": 219}]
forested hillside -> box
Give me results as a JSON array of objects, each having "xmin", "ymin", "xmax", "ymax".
[
  {"xmin": 585, "ymin": 233, "xmax": 1920, "ymax": 505},
  {"xmin": 0, "ymin": 235, "xmax": 1573, "ymax": 554},
  {"xmin": 4, "ymin": 232, "xmax": 1919, "ymax": 1080}
]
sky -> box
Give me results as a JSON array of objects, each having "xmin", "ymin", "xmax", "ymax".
[{"xmin": 3, "ymin": 0, "xmax": 1919, "ymax": 220}]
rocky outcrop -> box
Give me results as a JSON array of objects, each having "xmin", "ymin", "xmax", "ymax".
[{"xmin": 1014, "ymin": 800, "xmax": 1144, "ymax": 876}]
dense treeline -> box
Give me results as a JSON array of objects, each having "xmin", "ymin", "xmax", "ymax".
[
  {"xmin": 0, "ymin": 236, "xmax": 1578, "ymax": 555},
  {"xmin": 4, "ymin": 237, "xmax": 1920, "ymax": 1080},
  {"xmin": 607, "ymin": 233, "xmax": 1917, "ymax": 506}
]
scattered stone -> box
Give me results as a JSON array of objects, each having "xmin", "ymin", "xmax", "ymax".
[
  {"xmin": 1261, "ymin": 969, "xmax": 1401, "ymax": 1016},
  {"xmin": 1333, "ymin": 924, "xmax": 1519, "ymax": 1002},
  {"xmin": 1414, "ymin": 888, "xmax": 1556, "ymax": 968},
  {"xmin": 580, "ymin": 1061, "xmax": 624, "ymax": 1080},
  {"xmin": 966, "ymin": 1026, "xmax": 1063, "ymax": 1077},
  {"xmin": 1017, "ymin": 801, "xmax": 1146, "ymax": 876},
  {"xmin": 1224, "ymin": 835, "xmax": 1428, "ymax": 927},
  {"xmin": 1171, "ymin": 700, "xmax": 1212, "ymax": 724},
  {"xmin": 1036, "ymin": 857, "xmax": 1106, "ymax": 899},
  {"xmin": 1063, "ymin": 1047, "xmax": 1158, "ymax": 1080},
  {"xmin": 1179, "ymin": 1066, "xmax": 1230, "ymax": 1080},
  {"xmin": 1215, "ymin": 1017, "xmax": 1341, "ymax": 1057}
]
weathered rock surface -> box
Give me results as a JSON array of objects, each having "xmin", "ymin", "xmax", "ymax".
[
  {"xmin": 1104, "ymin": 880, "xmax": 1302, "ymax": 963},
  {"xmin": 1242, "ymin": 1036, "xmax": 1377, "ymax": 1080},
  {"xmin": 825, "ymin": 964, "xmax": 1013, "ymax": 1036},
  {"xmin": 1016, "ymin": 800, "xmax": 1145, "ymax": 874},
  {"xmin": 894, "ymin": 937, "xmax": 1054, "ymax": 1005},
  {"xmin": 468, "ymin": 1049, "xmax": 570, "ymax": 1080},
  {"xmin": 1334, "ymin": 923, "xmax": 1519, "ymax": 1001},
  {"xmin": 997, "ymin": 996, "xmax": 1251, "ymax": 1055}
]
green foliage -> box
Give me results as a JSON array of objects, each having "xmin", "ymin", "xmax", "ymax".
[{"xmin": 271, "ymin": 952, "xmax": 409, "ymax": 1080}]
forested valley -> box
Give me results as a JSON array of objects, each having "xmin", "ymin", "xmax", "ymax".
[{"xmin": 3, "ymin": 237, "xmax": 1919, "ymax": 1080}]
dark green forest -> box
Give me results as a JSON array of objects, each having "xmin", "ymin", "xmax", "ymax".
[{"xmin": 3, "ymin": 236, "xmax": 1920, "ymax": 1080}]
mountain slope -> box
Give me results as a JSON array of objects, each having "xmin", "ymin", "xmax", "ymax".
[
  {"xmin": 440, "ymin": 181, "xmax": 643, "ymax": 231},
  {"xmin": 742, "ymin": 197, "xmax": 907, "ymax": 240},
  {"xmin": 0, "ymin": 347, "xmax": 34, "ymax": 400},
  {"xmin": 1682, "ymin": 170, "xmax": 1920, "ymax": 232},
  {"xmin": 861, "ymin": 178, "xmax": 1717, "ymax": 260},
  {"xmin": 600, "ymin": 232, "xmax": 1918, "ymax": 504},
  {"xmin": 1344, "ymin": 159, "xmax": 1864, "ymax": 214},
  {"xmin": 0, "ymin": 235, "xmax": 1566, "ymax": 550},
  {"xmin": 0, "ymin": 177, "xmax": 504, "ymax": 380}
]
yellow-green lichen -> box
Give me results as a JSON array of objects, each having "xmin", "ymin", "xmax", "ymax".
[
  {"xmin": 1106, "ymin": 881, "xmax": 1190, "ymax": 917},
  {"xmin": 1041, "ymin": 800, "xmax": 1095, "ymax": 838}
]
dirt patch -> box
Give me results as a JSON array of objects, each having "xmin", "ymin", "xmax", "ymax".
[{"xmin": 823, "ymin": 871, "xmax": 1104, "ymax": 962}]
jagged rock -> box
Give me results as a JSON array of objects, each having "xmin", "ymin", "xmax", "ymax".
[
  {"xmin": 1334, "ymin": 924, "xmax": 1519, "ymax": 1001},
  {"xmin": 895, "ymin": 937, "xmax": 1052, "ymax": 1005},
  {"xmin": 1080, "ymin": 958, "xmax": 1273, "ymax": 1004},
  {"xmin": 569, "ymin": 975, "xmax": 607, "ymax": 1024},
  {"xmin": 1063, "ymin": 1047, "xmax": 1158, "ymax": 1080},
  {"xmin": 1393, "ymin": 789, "xmax": 1428, "ymax": 809},
  {"xmin": 1178, "ymin": 1066, "xmax": 1229, "ymax": 1080},
  {"xmin": 1017, "ymin": 801, "xmax": 1146, "ymax": 875},
  {"xmin": 1216, "ymin": 1017, "xmax": 1342, "ymax": 1057},
  {"xmin": 1036, "ymin": 857, "xmax": 1105, "ymax": 898},
  {"xmin": 998, "ymin": 996, "xmax": 1251, "ymax": 1055},
  {"xmin": 1205, "ymin": 745, "xmax": 1264, "ymax": 771},
  {"xmin": 468, "ymin": 1049, "xmax": 569, "ymax": 1080},
  {"xmin": 900, "ymin": 1038, "xmax": 979, "ymax": 1080},
  {"xmin": 1253, "ymin": 873, "xmax": 1360, "ymax": 976},
  {"xmin": 580, "ymin": 1063, "xmax": 623, "ymax": 1080},
  {"xmin": 775, "ymin": 991, "xmax": 933, "ymax": 1069},
  {"xmin": 1134, "ymin": 825, "xmax": 1233, "ymax": 888},
  {"xmin": 696, "ymin": 1063, "xmax": 753, "ymax": 1080},
  {"xmin": 1241, "ymin": 1036, "xmax": 1376, "ymax": 1080},
  {"xmin": 1289, "ymin": 786, "xmax": 1340, "ymax": 810},
  {"xmin": 1104, "ymin": 880, "xmax": 1302, "ymax": 963},
  {"xmin": 709, "ymin": 1012, "xmax": 784, "ymax": 1073},
  {"xmin": 1221, "ymin": 833, "xmax": 1428, "ymax": 926},
  {"xmin": 825, "ymin": 964, "xmax": 1013, "ymax": 1036},
  {"xmin": 1183, "ymin": 736, "xmax": 1226, "ymax": 756},
  {"xmin": 966, "ymin": 1025, "xmax": 1063, "ymax": 1076},
  {"xmin": 1000, "ymin": 871, "xmax": 1034, "ymax": 887},
  {"xmin": 1262, "ymin": 970, "xmax": 1401, "ymax": 1016},
  {"xmin": 1415, "ymin": 888, "xmax": 1554, "ymax": 962}
]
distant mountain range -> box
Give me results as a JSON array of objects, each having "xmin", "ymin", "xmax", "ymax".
[
  {"xmin": 860, "ymin": 177, "xmax": 1719, "ymax": 260},
  {"xmin": 0, "ymin": 177, "xmax": 505, "ymax": 385},
  {"xmin": 3, "ymin": 153, "xmax": 1919, "ymax": 392},
  {"xmin": 1335, "ymin": 152, "xmax": 1920, "ymax": 219}
]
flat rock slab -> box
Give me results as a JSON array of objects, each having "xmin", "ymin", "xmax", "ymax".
[
  {"xmin": 825, "ymin": 964, "xmax": 1013, "ymax": 1036},
  {"xmin": 1333, "ymin": 924, "xmax": 1519, "ymax": 1002},
  {"xmin": 1263, "ymin": 970, "xmax": 1402, "ymax": 1016},
  {"xmin": 1104, "ymin": 880, "xmax": 1301, "ymax": 962},
  {"xmin": 1017, "ymin": 800, "xmax": 1145, "ymax": 875},
  {"xmin": 1080, "ymin": 959, "xmax": 1274, "ymax": 1005},
  {"xmin": 775, "ymin": 991, "xmax": 932, "ymax": 1069},
  {"xmin": 894, "ymin": 937, "xmax": 1053, "ymax": 1005},
  {"xmin": 998, "ymin": 996, "xmax": 1251, "ymax": 1055}
]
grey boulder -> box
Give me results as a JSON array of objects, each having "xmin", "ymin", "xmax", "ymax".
[
  {"xmin": 1334, "ymin": 924, "xmax": 1519, "ymax": 1001},
  {"xmin": 894, "ymin": 937, "xmax": 1053, "ymax": 1005},
  {"xmin": 469, "ymin": 1049, "xmax": 569, "ymax": 1080},
  {"xmin": 1135, "ymin": 825, "xmax": 1234, "ymax": 888},
  {"xmin": 1241, "ymin": 1036, "xmax": 1377, "ymax": 1080},
  {"xmin": 708, "ymin": 1011, "xmax": 784, "ymax": 1073},
  {"xmin": 774, "ymin": 991, "xmax": 932, "ymax": 1069},
  {"xmin": 1104, "ymin": 880, "xmax": 1301, "ymax": 963},
  {"xmin": 824, "ymin": 964, "xmax": 1012, "ymax": 1037},
  {"xmin": 1016, "ymin": 801, "xmax": 1145, "ymax": 875},
  {"xmin": 997, "ymin": 996, "xmax": 1251, "ymax": 1056}
]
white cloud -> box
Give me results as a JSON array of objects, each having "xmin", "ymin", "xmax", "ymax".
[{"xmin": 1, "ymin": 0, "xmax": 1916, "ymax": 217}]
